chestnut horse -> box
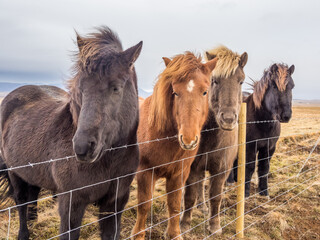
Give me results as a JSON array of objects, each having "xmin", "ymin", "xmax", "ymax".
[
  {"xmin": 131, "ymin": 52, "xmax": 217, "ymax": 239},
  {"xmin": 0, "ymin": 27, "xmax": 142, "ymax": 240},
  {"xmin": 181, "ymin": 46, "xmax": 248, "ymax": 235}
]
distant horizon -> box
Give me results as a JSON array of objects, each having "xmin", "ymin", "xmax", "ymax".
[{"xmin": 0, "ymin": 81, "xmax": 319, "ymax": 101}]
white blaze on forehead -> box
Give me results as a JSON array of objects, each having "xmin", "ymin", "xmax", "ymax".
[{"xmin": 187, "ymin": 80, "xmax": 195, "ymax": 92}]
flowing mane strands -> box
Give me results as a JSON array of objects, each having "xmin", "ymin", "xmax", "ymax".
[
  {"xmin": 206, "ymin": 45, "xmax": 240, "ymax": 78},
  {"xmin": 253, "ymin": 63, "xmax": 289, "ymax": 109},
  {"xmin": 148, "ymin": 52, "xmax": 203, "ymax": 133}
]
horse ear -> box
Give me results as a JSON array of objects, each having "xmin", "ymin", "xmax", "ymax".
[
  {"xmin": 76, "ymin": 32, "xmax": 85, "ymax": 51},
  {"xmin": 239, "ymin": 52, "xmax": 248, "ymax": 68},
  {"xmin": 288, "ymin": 64, "xmax": 295, "ymax": 75},
  {"xmin": 205, "ymin": 51, "xmax": 216, "ymax": 61},
  {"xmin": 271, "ymin": 63, "xmax": 278, "ymax": 73},
  {"xmin": 162, "ymin": 57, "xmax": 171, "ymax": 67},
  {"xmin": 122, "ymin": 41, "xmax": 143, "ymax": 69},
  {"xmin": 203, "ymin": 58, "xmax": 218, "ymax": 73}
]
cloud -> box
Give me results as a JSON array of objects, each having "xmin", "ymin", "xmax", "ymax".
[{"xmin": 0, "ymin": 0, "xmax": 319, "ymax": 99}]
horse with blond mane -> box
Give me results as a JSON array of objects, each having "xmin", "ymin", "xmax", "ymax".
[
  {"xmin": 131, "ymin": 52, "xmax": 217, "ymax": 239},
  {"xmin": 181, "ymin": 46, "xmax": 248, "ymax": 235}
]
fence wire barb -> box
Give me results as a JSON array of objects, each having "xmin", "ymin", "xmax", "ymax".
[
  {"xmin": 0, "ymin": 118, "xmax": 319, "ymax": 239},
  {"xmin": 48, "ymin": 156, "xmax": 319, "ymax": 240}
]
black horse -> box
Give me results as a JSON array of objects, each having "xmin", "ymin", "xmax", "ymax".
[
  {"xmin": 0, "ymin": 27, "xmax": 142, "ymax": 239},
  {"xmin": 228, "ymin": 63, "xmax": 295, "ymax": 197}
]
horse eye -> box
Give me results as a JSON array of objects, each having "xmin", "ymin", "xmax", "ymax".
[
  {"xmin": 203, "ymin": 91, "xmax": 208, "ymax": 96},
  {"xmin": 240, "ymin": 81, "xmax": 244, "ymax": 85},
  {"xmin": 173, "ymin": 92, "xmax": 178, "ymax": 97},
  {"xmin": 214, "ymin": 80, "xmax": 218, "ymax": 85}
]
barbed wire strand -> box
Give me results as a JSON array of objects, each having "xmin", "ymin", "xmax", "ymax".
[
  {"xmin": 149, "ymin": 167, "xmax": 155, "ymax": 240},
  {"xmin": 297, "ymin": 134, "xmax": 320, "ymax": 176},
  {"xmin": 68, "ymin": 190, "xmax": 72, "ymax": 240},
  {"xmin": 202, "ymin": 170, "xmax": 319, "ymax": 240},
  {"xmin": 6, "ymin": 208, "xmax": 10, "ymax": 240},
  {"xmin": 1, "ymin": 131, "xmax": 319, "ymax": 239},
  {"xmin": 0, "ymin": 117, "xmax": 317, "ymax": 174},
  {"xmin": 228, "ymin": 176, "xmax": 319, "ymax": 239},
  {"xmin": 174, "ymin": 161, "xmax": 320, "ymax": 239},
  {"xmin": 49, "ymin": 156, "xmax": 319, "ymax": 240},
  {"xmin": 1, "ymin": 136, "xmax": 317, "ymax": 217}
]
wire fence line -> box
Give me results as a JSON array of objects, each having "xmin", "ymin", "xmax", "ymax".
[
  {"xmin": 0, "ymin": 120, "xmax": 319, "ymax": 239},
  {"xmin": 206, "ymin": 171, "xmax": 320, "ymax": 240},
  {"xmin": 228, "ymin": 174, "xmax": 319, "ymax": 239},
  {"xmin": 0, "ymin": 131, "xmax": 318, "ymax": 215},
  {"xmin": 2, "ymin": 138, "xmax": 320, "ymax": 237},
  {"xmin": 170, "ymin": 161, "xmax": 320, "ymax": 240},
  {"xmin": 129, "ymin": 160, "xmax": 320, "ymax": 240},
  {"xmin": 53, "ymin": 154, "xmax": 320, "ymax": 240},
  {"xmin": 3, "ymin": 155, "xmax": 320, "ymax": 239},
  {"xmin": 0, "ymin": 117, "xmax": 316, "ymax": 174}
]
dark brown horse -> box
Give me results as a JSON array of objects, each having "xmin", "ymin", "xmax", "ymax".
[
  {"xmin": 131, "ymin": 52, "xmax": 217, "ymax": 240},
  {"xmin": 0, "ymin": 27, "xmax": 142, "ymax": 240},
  {"xmin": 228, "ymin": 63, "xmax": 295, "ymax": 197},
  {"xmin": 181, "ymin": 46, "xmax": 248, "ymax": 235}
]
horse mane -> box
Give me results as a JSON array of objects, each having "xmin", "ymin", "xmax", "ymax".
[
  {"xmin": 148, "ymin": 52, "xmax": 203, "ymax": 133},
  {"xmin": 206, "ymin": 45, "xmax": 240, "ymax": 78},
  {"xmin": 252, "ymin": 63, "xmax": 289, "ymax": 109},
  {"xmin": 67, "ymin": 26, "xmax": 123, "ymax": 125}
]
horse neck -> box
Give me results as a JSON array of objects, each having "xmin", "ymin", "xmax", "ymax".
[{"xmin": 247, "ymin": 94, "xmax": 278, "ymax": 130}]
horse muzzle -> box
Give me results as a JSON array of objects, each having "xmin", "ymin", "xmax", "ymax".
[
  {"xmin": 218, "ymin": 110, "xmax": 238, "ymax": 131},
  {"xmin": 179, "ymin": 135, "xmax": 199, "ymax": 151},
  {"xmin": 280, "ymin": 112, "xmax": 292, "ymax": 123},
  {"xmin": 73, "ymin": 136, "xmax": 102, "ymax": 163}
]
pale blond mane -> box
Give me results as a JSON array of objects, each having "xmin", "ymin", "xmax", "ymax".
[
  {"xmin": 253, "ymin": 64, "xmax": 289, "ymax": 109},
  {"xmin": 206, "ymin": 45, "xmax": 240, "ymax": 78},
  {"xmin": 148, "ymin": 52, "xmax": 203, "ymax": 133}
]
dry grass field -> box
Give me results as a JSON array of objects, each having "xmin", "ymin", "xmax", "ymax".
[{"xmin": 0, "ymin": 103, "xmax": 319, "ymax": 239}]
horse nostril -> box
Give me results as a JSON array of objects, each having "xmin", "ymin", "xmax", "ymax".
[
  {"xmin": 89, "ymin": 141, "xmax": 96, "ymax": 150},
  {"xmin": 193, "ymin": 136, "xmax": 199, "ymax": 145},
  {"xmin": 74, "ymin": 140, "xmax": 96, "ymax": 159}
]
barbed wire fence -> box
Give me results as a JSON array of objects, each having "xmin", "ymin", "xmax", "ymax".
[{"xmin": 0, "ymin": 116, "xmax": 319, "ymax": 239}]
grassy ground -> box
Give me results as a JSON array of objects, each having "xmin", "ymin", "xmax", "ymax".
[{"xmin": 0, "ymin": 106, "xmax": 319, "ymax": 239}]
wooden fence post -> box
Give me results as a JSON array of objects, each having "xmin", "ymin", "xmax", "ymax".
[{"xmin": 236, "ymin": 102, "xmax": 247, "ymax": 238}]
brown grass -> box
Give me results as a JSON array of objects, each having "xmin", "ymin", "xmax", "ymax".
[{"xmin": 0, "ymin": 105, "xmax": 319, "ymax": 239}]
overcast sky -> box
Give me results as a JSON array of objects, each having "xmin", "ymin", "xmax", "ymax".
[{"xmin": 0, "ymin": 0, "xmax": 319, "ymax": 99}]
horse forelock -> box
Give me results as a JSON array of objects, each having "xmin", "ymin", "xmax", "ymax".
[
  {"xmin": 67, "ymin": 26, "xmax": 123, "ymax": 88},
  {"xmin": 275, "ymin": 64, "xmax": 289, "ymax": 91},
  {"xmin": 253, "ymin": 63, "xmax": 289, "ymax": 109},
  {"xmin": 206, "ymin": 45, "xmax": 240, "ymax": 78},
  {"xmin": 148, "ymin": 52, "xmax": 203, "ymax": 133}
]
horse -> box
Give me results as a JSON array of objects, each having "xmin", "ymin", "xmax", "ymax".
[
  {"xmin": 0, "ymin": 26, "xmax": 142, "ymax": 240},
  {"xmin": 180, "ymin": 46, "xmax": 248, "ymax": 235},
  {"xmin": 131, "ymin": 52, "xmax": 218, "ymax": 240},
  {"xmin": 227, "ymin": 63, "xmax": 295, "ymax": 197}
]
